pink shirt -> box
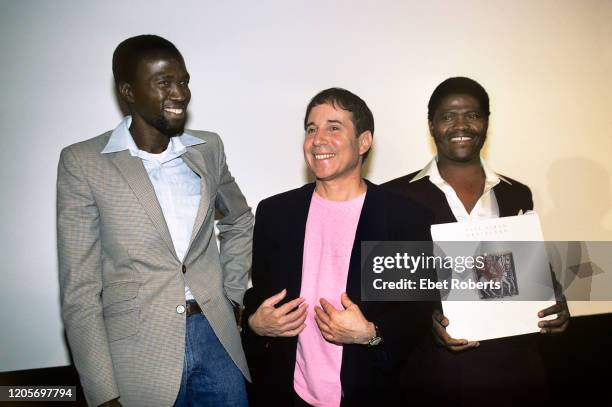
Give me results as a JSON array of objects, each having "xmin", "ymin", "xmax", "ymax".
[{"xmin": 293, "ymin": 191, "xmax": 366, "ymax": 407}]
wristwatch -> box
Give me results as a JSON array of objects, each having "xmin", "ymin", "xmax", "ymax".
[{"xmin": 367, "ymin": 324, "xmax": 383, "ymax": 347}]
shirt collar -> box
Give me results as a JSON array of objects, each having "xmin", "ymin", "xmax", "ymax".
[
  {"xmin": 410, "ymin": 156, "xmax": 512, "ymax": 190},
  {"xmin": 101, "ymin": 116, "xmax": 205, "ymax": 157}
]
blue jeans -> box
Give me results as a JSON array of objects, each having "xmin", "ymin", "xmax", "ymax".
[{"xmin": 174, "ymin": 311, "xmax": 248, "ymax": 407}]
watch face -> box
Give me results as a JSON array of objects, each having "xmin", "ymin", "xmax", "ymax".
[{"xmin": 369, "ymin": 336, "xmax": 382, "ymax": 346}]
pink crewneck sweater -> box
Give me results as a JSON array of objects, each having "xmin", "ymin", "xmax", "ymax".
[{"xmin": 293, "ymin": 191, "xmax": 366, "ymax": 407}]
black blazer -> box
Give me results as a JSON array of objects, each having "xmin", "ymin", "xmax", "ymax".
[
  {"xmin": 243, "ymin": 181, "xmax": 433, "ymax": 406},
  {"xmin": 383, "ymin": 170, "xmax": 533, "ymax": 223},
  {"xmin": 382, "ymin": 171, "xmax": 551, "ymax": 405}
]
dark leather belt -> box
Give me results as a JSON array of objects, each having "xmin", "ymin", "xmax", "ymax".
[{"xmin": 186, "ymin": 301, "xmax": 202, "ymax": 316}]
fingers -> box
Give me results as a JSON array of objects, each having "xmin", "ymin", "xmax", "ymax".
[
  {"xmin": 314, "ymin": 300, "xmax": 370, "ymax": 345},
  {"xmin": 314, "ymin": 305, "xmax": 332, "ymax": 325},
  {"xmin": 538, "ymin": 303, "xmax": 562, "ymax": 318},
  {"xmin": 432, "ymin": 315, "xmax": 478, "ymax": 351},
  {"xmin": 314, "ymin": 303, "xmax": 348, "ymax": 343},
  {"xmin": 340, "ymin": 292, "xmax": 354, "ymax": 309},
  {"xmin": 282, "ymin": 324, "xmax": 307, "ymax": 337},
  {"xmin": 276, "ymin": 296, "xmax": 306, "ymax": 315},
  {"xmin": 447, "ymin": 342, "xmax": 480, "ymax": 352},
  {"xmin": 538, "ymin": 301, "xmax": 570, "ymax": 334},
  {"xmin": 262, "ymin": 289, "xmax": 287, "ymax": 307},
  {"xmin": 539, "ymin": 309, "xmax": 570, "ymax": 334},
  {"xmin": 278, "ymin": 306, "xmax": 308, "ymax": 335},
  {"xmin": 261, "ymin": 304, "xmax": 307, "ymax": 337},
  {"xmin": 319, "ymin": 298, "xmax": 338, "ymax": 316},
  {"xmin": 438, "ymin": 328, "xmax": 479, "ymax": 350},
  {"xmin": 432, "ymin": 309, "xmax": 449, "ymax": 328},
  {"xmin": 539, "ymin": 311, "xmax": 569, "ymax": 328},
  {"xmin": 314, "ymin": 305, "xmax": 338, "ymax": 343},
  {"xmin": 278, "ymin": 303, "xmax": 308, "ymax": 326},
  {"xmin": 432, "ymin": 321, "xmax": 468, "ymax": 346},
  {"xmin": 540, "ymin": 320, "xmax": 570, "ymax": 334},
  {"xmin": 314, "ymin": 315, "xmax": 335, "ymax": 342},
  {"xmin": 314, "ymin": 314, "xmax": 331, "ymax": 333},
  {"xmin": 432, "ymin": 316, "xmax": 459, "ymax": 343},
  {"xmin": 251, "ymin": 291, "xmax": 308, "ymax": 337}
]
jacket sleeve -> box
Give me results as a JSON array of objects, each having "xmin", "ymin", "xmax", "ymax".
[
  {"xmin": 241, "ymin": 199, "xmax": 279, "ymax": 388},
  {"xmin": 242, "ymin": 200, "xmax": 272, "ymax": 333},
  {"xmin": 213, "ymin": 135, "xmax": 254, "ymax": 306},
  {"xmin": 57, "ymin": 147, "xmax": 119, "ymax": 406},
  {"xmin": 524, "ymin": 185, "xmax": 534, "ymax": 212},
  {"xmin": 366, "ymin": 200, "xmax": 437, "ymax": 373}
]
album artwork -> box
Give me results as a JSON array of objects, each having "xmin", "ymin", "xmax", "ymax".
[{"xmin": 473, "ymin": 251, "xmax": 519, "ymax": 299}]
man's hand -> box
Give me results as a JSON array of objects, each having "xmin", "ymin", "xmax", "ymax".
[
  {"xmin": 432, "ymin": 309, "xmax": 479, "ymax": 352},
  {"xmin": 248, "ymin": 289, "xmax": 307, "ymax": 337},
  {"xmin": 98, "ymin": 398, "xmax": 121, "ymax": 407},
  {"xmin": 538, "ymin": 301, "xmax": 570, "ymax": 334},
  {"xmin": 314, "ymin": 293, "xmax": 374, "ymax": 345}
]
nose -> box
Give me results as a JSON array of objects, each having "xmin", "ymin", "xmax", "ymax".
[
  {"xmin": 169, "ymin": 82, "xmax": 190, "ymax": 102},
  {"xmin": 453, "ymin": 114, "xmax": 468, "ymax": 130},
  {"xmin": 312, "ymin": 129, "xmax": 328, "ymax": 146}
]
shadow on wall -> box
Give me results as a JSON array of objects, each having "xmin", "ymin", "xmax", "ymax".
[{"xmin": 542, "ymin": 157, "xmax": 612, "ymax": 241}]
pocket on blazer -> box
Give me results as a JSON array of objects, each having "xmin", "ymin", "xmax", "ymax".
[
  {"xmin": 102, "ymin": 281, "xmax": 139, "ymax": 309},
  {"xmin": 102, "ymin": 281, "xmax": 140, "ymax": 341},
  {"xmin": 104, "ymin": 308, "xmax": 140, "ymax": 342}
]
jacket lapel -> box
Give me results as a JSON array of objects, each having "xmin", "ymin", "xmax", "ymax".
[
  {"xmin": 182, "ymin": 147, "xmax": 212, "ymax": 248},
  {"xmin": 417, "ymin": 178, "xmax": 457, "ymax": 224},
  {"xmin": 346, "ymin": 181, "xmax": 381, "ymax": 302},
  {"xmin": 110, "ymin": 150, "xmax": 178, "ymax": 260},
  {"xmin": 494, "ymin": 181, "xmax": 517, "ymax": 217}
]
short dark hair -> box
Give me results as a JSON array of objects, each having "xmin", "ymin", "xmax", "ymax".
[
  {"xmin": 112, "ymin": 35, "xmax": 183, "ymax": 84},
  {"xmin": 427, "ymin": 77, "xmax": 490, "ymax": 121},
  {"xmin": 304, "ymin": 88, "xmax": 374, "ymax": 161}
]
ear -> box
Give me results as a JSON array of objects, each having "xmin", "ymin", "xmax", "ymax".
[
  {"xmin": 428, "ymin": 120, "xmax": 435, "ymax": 137},
  {"xmin": 358, "ymin": 130, "xmax": 373, "ymax": 157},
  {"xmin": 118, "ymin": 82, "xmax": 135, "ymax": 104}
]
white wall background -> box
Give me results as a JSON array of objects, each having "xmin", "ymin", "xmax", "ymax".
[{"xmin": 1, "ymin": 0, "xmax": 611, "ymax": 372}]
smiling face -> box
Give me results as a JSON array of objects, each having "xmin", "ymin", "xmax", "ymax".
[
  {"xmin": 303, "ymin": 102, "xmax": 372, "ymax": 183},
  {"xmin": 121, "ymin": 51, "xmax": 191, "ymax": 138},
  {"xmin": 429, "ymin": 93, "xmax": 488, "ymax": 165}
]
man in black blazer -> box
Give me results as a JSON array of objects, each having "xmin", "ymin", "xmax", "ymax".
[
  {"xmin": 243, "ymin": 88, "xmax": 432, "ymax": 406},
  {"xmin": 383, "ymin": 76, "xmax": 569, "ymax": 405}
]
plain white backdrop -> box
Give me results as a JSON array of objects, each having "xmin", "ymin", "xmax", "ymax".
[{"xmin": 1, "ymin": 0, "xmax": 611, "ymax": 372}]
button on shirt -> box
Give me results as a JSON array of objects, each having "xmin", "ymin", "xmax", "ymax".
[
  {"xmin": 411, "ymin": 157, "xmax": 512, "ymax": 222},
  {"xmin": 102, "ymin": 116, "xmax": 204, "ymax": 300}
]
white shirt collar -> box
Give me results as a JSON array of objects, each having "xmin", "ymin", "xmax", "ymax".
[
  {"xmin": 101, "ymin": 116, "xmax": 205, "ymax": 157},
  {"xmin": 410, "ymin": 156, "xmax": 512, "ymax": 191}
]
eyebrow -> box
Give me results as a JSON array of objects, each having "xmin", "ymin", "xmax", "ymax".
[
  {"xmin": 151, "ymin": 73, "xmax": 191, "ymax": 80},
  {"xmin": 306, "ymin": 119, "xmax": 343, "ymax": 127},
  {"xmin": 440, "ymin": 108, "xmax": 482, "ymax": 113}
]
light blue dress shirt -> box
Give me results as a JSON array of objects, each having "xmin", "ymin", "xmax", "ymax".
[{"xmin": 102, "ymin": 116, "xmax": 205, "ymax": 300}]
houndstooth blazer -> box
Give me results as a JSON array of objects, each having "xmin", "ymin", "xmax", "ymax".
[{"xmin": 57, "ymin": 127, "xmax": 253, "ymax": 407}]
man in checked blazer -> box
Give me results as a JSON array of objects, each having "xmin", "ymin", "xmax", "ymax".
[{"xmin": 57, "ymin": 35, "xmax": 253, "ymax": 407}]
